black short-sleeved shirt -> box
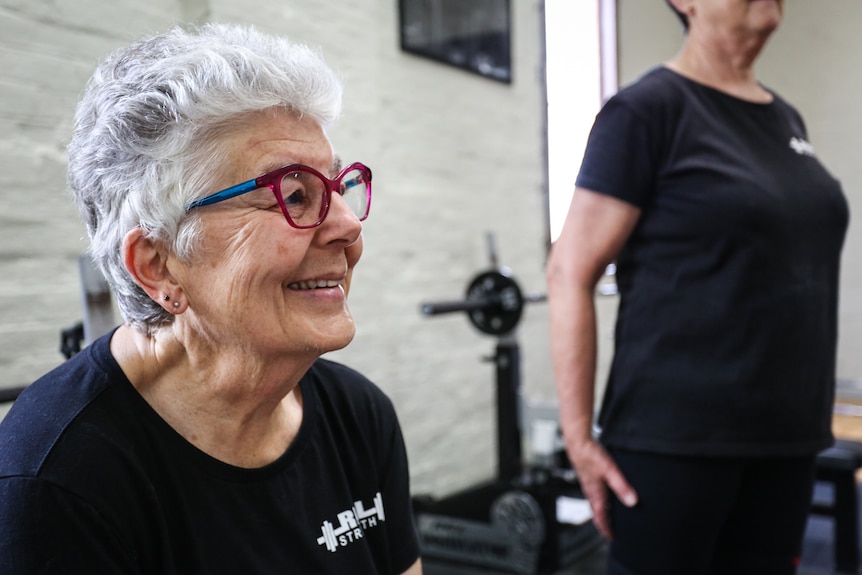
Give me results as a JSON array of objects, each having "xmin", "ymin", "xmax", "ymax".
[
  {"xmin": 576, "ymin": 66, "xmax": 849, "ymax": 457},
  {"xmin": 0, "ymin": 331, "xmax": 420, "ymax": 574}
]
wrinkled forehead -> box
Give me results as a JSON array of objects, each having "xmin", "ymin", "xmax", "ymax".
[{"xmin": 215, "ymin": 109, "xmax": 337, "ymax": 182}]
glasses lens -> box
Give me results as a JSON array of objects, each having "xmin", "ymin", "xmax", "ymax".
[
  {"xmin": 278, "ymin": 170, "xmax": 326, "ymax": 227},
  {"xmin": 339, "ymin": 167, "xmax": 370, "ymax": 221}
]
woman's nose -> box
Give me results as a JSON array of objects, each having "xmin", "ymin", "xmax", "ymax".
[{"xmin": 321, "ymin": 191, "xmax": 363, "ymax": 241}]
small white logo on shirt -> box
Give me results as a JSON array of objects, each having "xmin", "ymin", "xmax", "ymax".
[
  {"xmin": 789, "ymin": 136, "xmax": 816, "ymax": 157},
  {"xmin": 316, "ymin": 492, "xmax": 386, "ymax": 553}
]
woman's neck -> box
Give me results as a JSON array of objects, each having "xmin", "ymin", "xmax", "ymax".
[
  {"xmin": 110, "ymin": 323, "xmax": 309, "ymax": 468},
  {"xmin": 667, "ymin": 33, "xmax": 773, "ymax": 103}
]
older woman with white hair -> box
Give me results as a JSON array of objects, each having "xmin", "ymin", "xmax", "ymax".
[{"xmin": 0, "ymin": 23, "xmax": 422, "ymax": 575}]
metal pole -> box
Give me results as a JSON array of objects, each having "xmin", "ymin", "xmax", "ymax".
[{"xmin": 495, "ymin": 334, "xmax": 523, "ymax": 482}]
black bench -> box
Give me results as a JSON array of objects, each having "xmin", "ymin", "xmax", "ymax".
[
  {"xmin": 812, "ymin": 439, "xmax": 862, "ymax": 573},
  {"xmin": 0, "ymin": 385, "xmax": 26, "ymax": 404}
]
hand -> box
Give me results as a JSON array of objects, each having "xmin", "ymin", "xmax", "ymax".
[{"xmin": 567, "ymin": 439, "xmax": 638, "ymax": 539}]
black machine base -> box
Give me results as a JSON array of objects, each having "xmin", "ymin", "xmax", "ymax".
[{"xmin": 414, "ymin": 475, "xmax": 604, "ymax": 574}]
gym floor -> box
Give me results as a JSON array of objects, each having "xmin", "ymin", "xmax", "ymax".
[{"xmin": 424, "ymin": 507, "xmax": 859, "ymax": 574}]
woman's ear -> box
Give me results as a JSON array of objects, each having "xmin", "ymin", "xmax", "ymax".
[{"xmin": 122, "ymin": 228, "xmax": 179, "ymax": 311}]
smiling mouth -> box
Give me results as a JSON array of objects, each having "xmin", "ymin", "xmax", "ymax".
[{"xmin": 287, "ymin": 279, "xmax": 342, "ymax": 291}]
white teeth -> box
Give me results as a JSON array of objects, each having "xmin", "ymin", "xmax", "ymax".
[{"xmin": 288, "ymin": 279, "xmax": 341, "ymax": 290}]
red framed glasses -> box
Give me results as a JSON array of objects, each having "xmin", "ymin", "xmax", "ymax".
[{"xmin": 187, "ymin": 162, "xmax": 372, "ymax": 229}]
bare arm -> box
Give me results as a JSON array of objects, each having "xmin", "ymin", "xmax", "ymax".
[
  {"xmin": 545, "ymin": 187, "xmax": 641, "ymax": 539},
  {"xmin": 401, "ymin": 558, "xmax": 422, "ymax": 575}
]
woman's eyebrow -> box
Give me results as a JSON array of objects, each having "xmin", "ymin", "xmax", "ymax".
[{"xmin": 332, "ymin": 155, "xmax": 343, "ymax": 175}]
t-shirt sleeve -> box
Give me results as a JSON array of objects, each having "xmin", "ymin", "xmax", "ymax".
[
  {"xmin": 0, "ymin": 476, "xmax": 140, "ymax": 574},
  {"xmin": 575, "ymin": 95, "xmax": 659, "ymax": 209}
]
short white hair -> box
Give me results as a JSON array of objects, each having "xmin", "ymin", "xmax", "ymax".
[{"xmin": 67, "ymin": 23, "xmax": 343, "ymax": 334}]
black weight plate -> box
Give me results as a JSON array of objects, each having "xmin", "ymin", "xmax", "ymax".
[
  {"xmin": 490, "ymin": 490, "xmax": 546, "ymax": 546},
  {"xmin": 465, "ymin": 270, "xmax": 524, "ymax": 335}
]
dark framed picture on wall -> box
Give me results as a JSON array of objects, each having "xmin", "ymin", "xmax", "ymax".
[{"xmin": 399, "ymin": 0, "xmax": 512, "ymax": 84}]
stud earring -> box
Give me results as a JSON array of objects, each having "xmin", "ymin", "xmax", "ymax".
[
  {"xmin": 173, "ymin": 301, "xmax": 180, "ymax": 309},
  {"xmin": 163, "ymin": 295, "xmax": 170, "ymax": 301}
]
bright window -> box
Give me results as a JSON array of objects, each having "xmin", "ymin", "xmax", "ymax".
[{"xmin": 545, "ymin": 0, "xmax": 617, "ymax": 243}]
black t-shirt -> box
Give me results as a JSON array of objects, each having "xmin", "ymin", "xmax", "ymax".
[
  {"xmin": 576, "ymin": 66, "xmax": 849, "ymax": 457},
  {"xmin": 0, "ymin": 331, "xmax": 420, "ymax": 574}
]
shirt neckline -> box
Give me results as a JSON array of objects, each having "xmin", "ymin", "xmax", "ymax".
[
  {"xmin": 658, "ymin": 65, "xmax": 776, "ymax": 109},
  {"xmin": 89, "ymin": 331, "xmax": 317, "ymax": 482}
]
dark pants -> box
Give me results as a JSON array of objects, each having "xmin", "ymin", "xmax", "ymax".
[{"xmin": 605, "ymin": 448, "xmax": 817, "ymax": 575}]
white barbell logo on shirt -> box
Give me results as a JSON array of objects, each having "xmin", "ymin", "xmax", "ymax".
[
  {"xmin": 789, "ymin": 136, "xmax": 816, "ymax": 157},
  {"xmin": 317, "ymin": 492, "xmax": 386, "ymax": 552}
]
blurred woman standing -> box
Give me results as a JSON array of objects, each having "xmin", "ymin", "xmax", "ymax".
[{"xmin": 547, "ymin": 1, "xmax": 848, "ymax": 573}]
